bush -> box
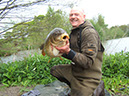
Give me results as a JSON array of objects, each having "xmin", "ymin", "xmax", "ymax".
[
  {"xmin": 0, "ymin": 53, "xmax": 71, "ymax": 87},
  {"xmin": 102, "ymin": 51, "xmax": 129, "ymax": 78},
  {"xmin": 0, "ymin": 52, "xmax": 129, "ymax": 95},
  {"xmin": 102, "ymin": 51, "xmax": 129, "ymax": 95}
]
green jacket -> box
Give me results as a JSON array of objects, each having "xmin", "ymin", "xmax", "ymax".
[{"xmin": 63, "ymin": 20, "xmax": 104, "ymax": 80}]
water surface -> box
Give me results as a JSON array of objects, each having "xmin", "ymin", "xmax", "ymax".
[{"xmin": 103, "ymin": 37, "xmax": 129, "ymax": 55}]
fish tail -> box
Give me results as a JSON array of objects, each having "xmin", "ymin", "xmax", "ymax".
[{"xmin": 42, "ymin": 49, "xmax": 46, "ymax": 56}]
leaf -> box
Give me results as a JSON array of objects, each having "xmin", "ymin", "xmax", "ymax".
[
  {"xmin": 2, "ymin": 83, "xmax": 9, "ymax": 87},
  {"xmin": 18, "ymin": 76, "xmax": 21, "ymax": 82}
]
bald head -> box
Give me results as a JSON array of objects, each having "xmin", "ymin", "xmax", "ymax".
[
  {"xmin": 70, "ymin": 7, "xmax": 85, "ymax": 15},
  {"xmin": 69, "ymin": 7, "xmax": 86, "ymax": 28}
]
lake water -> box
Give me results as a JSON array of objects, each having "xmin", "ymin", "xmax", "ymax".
[
  {"xmin": 0, "ymin": 37, "xmax": 129, "ymax": 64},
  {"xmin": 103, "ymin": 37, "xmax": 129, "ymax": 55},
  {"xmin": 0, "ymin": 49, "xmax": 41, "ymax": 64}
]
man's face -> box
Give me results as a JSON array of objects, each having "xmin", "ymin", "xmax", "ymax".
[{"xmin": 69, "ymin": 9, "xmax": 85, "ymax": 28}]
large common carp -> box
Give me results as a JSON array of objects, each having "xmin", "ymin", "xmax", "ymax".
[{"xmin": 40, "ymin": 28, "xmax": 69, "ymax": 62}]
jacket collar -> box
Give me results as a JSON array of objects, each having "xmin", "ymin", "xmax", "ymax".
[{"xmin": 71, "ymin": 20, "xmax": 94, "ymax": 31}]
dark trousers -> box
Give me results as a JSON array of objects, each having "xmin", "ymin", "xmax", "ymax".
[{"xmin": 50, "ymin": 64, "xmax": 102, "ymax": 96}]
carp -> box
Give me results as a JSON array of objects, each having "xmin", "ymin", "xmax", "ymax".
[{"xmin": 40, "ymin": 28, "xmax": 69, "ymax": 62}]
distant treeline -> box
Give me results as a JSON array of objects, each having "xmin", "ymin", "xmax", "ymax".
[{"xmin": 0, "ymin": 6, "xmax": 129, "ymax": 56}]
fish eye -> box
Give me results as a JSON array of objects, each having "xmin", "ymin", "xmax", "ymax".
[{"xmin": 63, "ymin": 36, "xmax": 67, "ymax": 39}]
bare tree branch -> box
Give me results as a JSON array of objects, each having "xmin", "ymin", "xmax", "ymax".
[
  {"xmin": 0, "ymin": 0, "xmax": 47, "ymax": 11},
  {"xmin": 0, "ymin": 0, "xmax": 49, "ymax": 21},
  {"xmin": 0, "ymin": 0, "xmax": 16, "ymax": 15},
  {"xmin": 0, "ymin": 18, "xmax": 33, "ymax": 34},
  {"xmin": 0, "ymin": 0, "xmax": 79, "ymax": 34},
  {"xmin": 0, "ymin": 0, "xmax": 50, "ymax": 34}
]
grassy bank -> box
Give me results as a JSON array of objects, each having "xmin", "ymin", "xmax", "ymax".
[{"xmin": 0, "ymin": 52, "xmax": 129, "ymax": 95}]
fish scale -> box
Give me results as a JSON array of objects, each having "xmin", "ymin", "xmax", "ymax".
[{"xmin": 41, "ymin": 28, "xmax": 69, "ymax": 62}]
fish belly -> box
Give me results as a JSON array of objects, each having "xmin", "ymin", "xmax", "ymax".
[
  {"xmin": 53, "ymin": 47, "xmax": 60, "ymax": 56},
  {"xmin": 46, "ymin": 45, "xmax": 62, "ymax": 57}
]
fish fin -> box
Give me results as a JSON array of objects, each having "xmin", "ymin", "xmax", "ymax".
[
  {"xmin": 42, "ymin": 49, "xmax": 46, "ymax": 56},
  {"xmin": 59, "ymin": 57, "xmax": 63, "ymax": 60},
  {"xmin": 48, "ymin": 58, "xmax": 52, "ymax": 63},
  {"xmin": 40, "ymin": 43, "xmax": 44, "ymax": 50}
]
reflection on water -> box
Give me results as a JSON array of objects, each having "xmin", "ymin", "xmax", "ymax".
[
  {"xmin": 0, "ymin": 49, "xmax": 41, "ymax": 64},
  {"xmin": 103, "ymin": 37, "xmax": 129, "ymax": 55}
]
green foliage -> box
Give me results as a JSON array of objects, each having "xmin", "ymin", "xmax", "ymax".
[
  {"xmin": 0, "ymin": 6, "xmax": 71, "ymax": 56},
  {"xmin": 0, "ymin": 52, "xmax": 129, "ymax": 95},
  {"xmin": 102, "ymin": 51, "xmax": 129, "ymax": 77},
  {"xmin": 102, "ymin": 52, "xmax": 129, "ymax": 95},
  {"xmin": 96, "ymin": 15, "xmax": 108, "ymax": 28},
  {"xmin": 1, "ymin": 10, "xmax": 129, "ymax": 57},
  {"xmin": 118, "ymin": 24, "xmax": 129, "ymax": 36},
  {"xmin": 90, "ymin": 14, "xmax": 128, "ymax": 41},
  {"xmin": 0, "ymin": 54, "xmax": 71, "ymax": 87},
  {"xmin": 119, "ymin": 25, "xmax": 129, "ymax": 32},
  {"xmin": 102, "ymin": 76, "xmax": 129, "ymax": 95},
  {"xmin": 90, "ymin": 14, "xmax": 108, "ymax": 41},
  {"xmin": 109, "ymin": 26, "xmax": 126, "ymax": 39}
]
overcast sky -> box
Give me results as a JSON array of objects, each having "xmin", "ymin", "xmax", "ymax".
[
  {"xmin": 35, "ymin": 0, "xmax": 129, "ymax": 28},
  {"xmin": 78, "ymin": 0, "xmax": 129, "ymax": 27},
  {"xmin": 1, "ymin": 0, "xmax": 129, "ymax": 32}
]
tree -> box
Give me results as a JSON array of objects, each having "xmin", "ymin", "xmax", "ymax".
[
  {"xmin": 0, "ymin": 6, "xmax": 71, "ymax": 56},
  {"xmin": 119, "ymin": 25, "xmax": 129, "ymax": 36},
  {"xmin": 0, "ymin": 0, "xmax": 49, "ymax": 21},
  {"xmin": 0, "ymin": 0, "xmax": 79, "ymax": 34},
  {"xmin": 108, "ymin": 26, "xmax": 127, "ymax": 39},
  {"xmin": 0, "ymin": 0, "xmax": 80, "ymax": 56},
  {"xmin": 0, "ymin": 0, "xmax": 50, "ymax": 34},
  {"xmin": 90, "ymin": 14, "xmax": 109, "ymax": 41},
  {"xmin": 97, "ymin": 15, "xmax": 108, "ymax": 28}
]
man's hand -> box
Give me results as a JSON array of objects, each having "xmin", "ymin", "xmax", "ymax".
[{"xmin": 56, "ymin": 39, "xmax": 70, "ymax": 54}]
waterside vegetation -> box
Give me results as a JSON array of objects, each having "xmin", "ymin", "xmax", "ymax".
[
  {"xmin": 0, "ymin": 6, "xmax": 129, "ymax": 96},
  {"xmin": 0, "ymin": 52, "xmax": 129, "ymax": 95}
]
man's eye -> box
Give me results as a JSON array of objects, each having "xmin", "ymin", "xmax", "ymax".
[{"xmin": 70, "ymin": 14, "xmax": 73, "ymax": 16}]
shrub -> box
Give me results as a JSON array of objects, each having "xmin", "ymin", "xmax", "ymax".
[
  {"xmin": 102, "ymin": 51, "xmax": 129, "ymax": 78},
  {"xmin": 0, "ymin": 52, "xmax": 129, "ymax": 95},
  {"xmin": 102, "ymin": 51, "xmax": 129, "ymax": 95},
  {"xmin": 0, "ymin": 53, "xmax": 71, "ymax": 87}
]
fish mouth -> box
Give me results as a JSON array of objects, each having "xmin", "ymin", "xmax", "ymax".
[{"xmin": 61, "ymin": 33, "xmax": 69, "ymax": 40}]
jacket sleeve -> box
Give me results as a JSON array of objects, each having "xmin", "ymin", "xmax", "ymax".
[
  {"xmin": 72, "ymin": 28, "xmax": 99, "ymax": 69},
  {"xmin": 62, "ymin": 49, "xmax": 76, "ymax": 59}
]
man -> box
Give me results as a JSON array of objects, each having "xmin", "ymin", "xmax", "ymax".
[{"xmin": 50, "ymin": 7, "xmax": 104, "ymax": 96}]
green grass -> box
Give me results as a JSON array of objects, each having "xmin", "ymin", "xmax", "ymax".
[{"xmin": 0, "ymin": 52, "xmax": 129, "ymax": 95}]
